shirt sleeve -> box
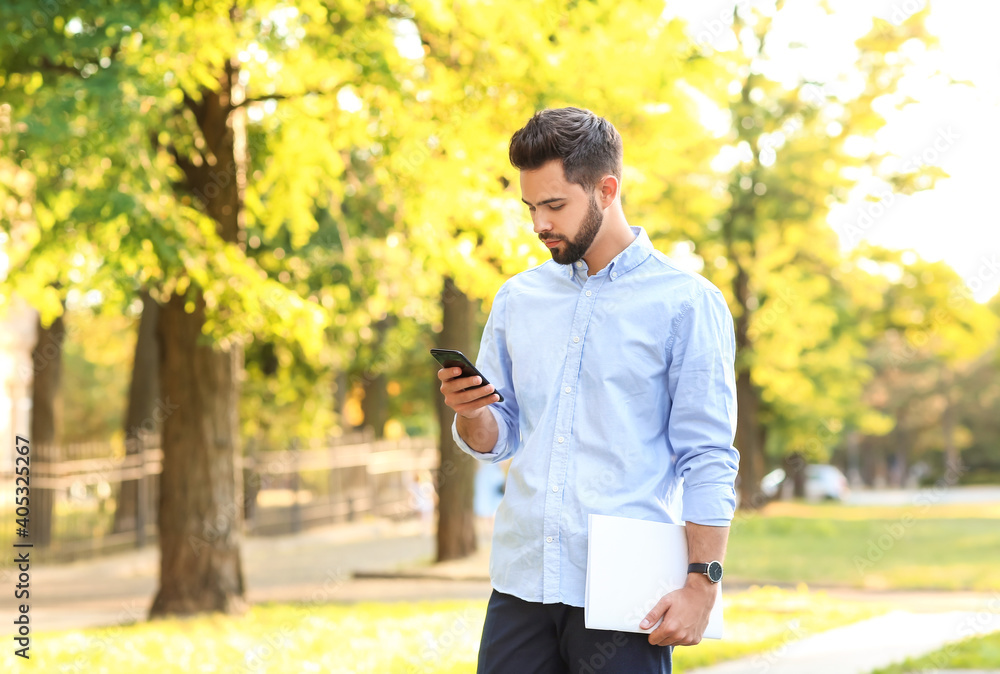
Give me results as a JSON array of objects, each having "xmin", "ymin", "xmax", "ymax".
[
  {"xmin": 665, "ymin": 283, "xmax": 740, "ymax": 526},
  {"xmin": 452, "ymin": 281, "xmax": 521, "ymax": 463}
]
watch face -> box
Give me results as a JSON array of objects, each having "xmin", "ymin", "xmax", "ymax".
[{"xmin": 708, "ymin": 561, "xmax": 723, "ymax": 583}]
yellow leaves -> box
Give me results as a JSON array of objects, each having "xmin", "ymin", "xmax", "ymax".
[
  {"xmin": 857, "ymin": 409, "xmax": 894, "ymax": 436},
  {"xmin": 22, "ymin": 72, "xmax": 44, "ymax": 96},
  {"xmin": 31, "ymin": 285, "xmax": 66, "ymax": 327}
]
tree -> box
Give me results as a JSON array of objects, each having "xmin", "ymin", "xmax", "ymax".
[
  {"xmin": 682, "ymin": 3, "xmax": 943, "ymax": 507},
  {"xmin": 29, "ymin": 309, "xmax": 63, "ymax": 547},
  {"xmin": 951, "ymin": 294, "xmax": 1000, "ymax": 478},
  {"xmin": 1, "ymin": 1, "xmax": 405, "ymax": 615},
  {"xmin": 852, "ymin": 249, "xmax": 998, "ymax": 484}
]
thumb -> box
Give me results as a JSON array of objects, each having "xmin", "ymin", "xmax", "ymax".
[{"xmin": 639, "ymin": 593, "xmax": 672, "ymax": 630}]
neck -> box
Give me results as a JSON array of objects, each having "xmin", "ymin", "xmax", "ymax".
[{"xmin": 583, "ymin": 204, "xmax": 634, "ymax": 275}]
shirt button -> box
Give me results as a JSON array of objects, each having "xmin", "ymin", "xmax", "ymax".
[
  {"xmin": 546, "ymin": 536, "xmax": 553, "ymax": 543},
  {"xmin": 573, "ymin": 336, "xmax": 580, "ymax": 343},
  {"xmin": 611, "ymin": 272, "xmax": 618, "ymax": 279},
  {"xmin": 557, "ymin": 436, "xmax": 565, "ymax": 443},
  {"xmin": 552, "ymin": 485, "xmax": 559, "ymax": 492},
  {"xmin": 575, "ymin": 261, "xmax": 583, "ymax": 268},
  {"xmin": 586, "ymin": 290, "xmax": 592, "ymax": 297},
  {"xmin": 564, "ymin": 386, "xmax": 571, "ymax": 393}
]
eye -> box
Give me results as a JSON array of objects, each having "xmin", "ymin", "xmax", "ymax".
[{"xmin": 550, "ymin": 205, "xmax": 564, "ymax": 211}]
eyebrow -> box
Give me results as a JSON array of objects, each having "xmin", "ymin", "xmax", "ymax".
[{"xmin": 521, "ymin": 197, "xmax": 567, "ymax": 207}]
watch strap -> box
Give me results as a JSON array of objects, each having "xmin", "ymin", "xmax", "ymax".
[{"xmin": 689, "ymin": 561, "xmax": 723, "ymax": 582}]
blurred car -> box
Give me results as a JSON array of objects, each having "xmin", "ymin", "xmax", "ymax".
[{"xmin": 760, "ymin": 464, "xmax": 849, "ymax": 501}]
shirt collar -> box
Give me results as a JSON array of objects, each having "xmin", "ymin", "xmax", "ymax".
[
  {"xmin": 562, "ymin": 226, "xmax": 653, "ymax": 284},
  {"xmin": 564, "ymin": 226, "xmax": 653, "ymax": 282},
  {"xmin": 607, "ymin": 226, "xmax": 654, "ymax": 280}
]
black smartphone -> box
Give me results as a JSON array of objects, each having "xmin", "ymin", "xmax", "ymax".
[{"xmin": 430, "ymin": 348, "xmax": 504, "ymax": 402}]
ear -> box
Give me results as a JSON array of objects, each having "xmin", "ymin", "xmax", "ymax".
[{"xmin": 596, "ymin": 174, "xmax": 619, "ymax": 208}]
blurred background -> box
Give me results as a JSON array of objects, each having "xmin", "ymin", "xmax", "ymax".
[{"xmin": 1, "ymin": 0, "xmax": 999, "ymax": 671}]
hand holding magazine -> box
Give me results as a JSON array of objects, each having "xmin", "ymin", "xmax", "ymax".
[{"xmin": 585, "ymin": 514, "xmax": 724, "ymax": 638}]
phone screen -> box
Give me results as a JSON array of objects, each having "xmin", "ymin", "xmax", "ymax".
[{"xmin": 430, "ymin": 349, "xmax": 504, "ymax": 402}]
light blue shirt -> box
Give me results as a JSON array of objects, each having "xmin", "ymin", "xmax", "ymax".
[{"xmin": 453, "ymin": 226, "xmax": 740, "ymax": 607}]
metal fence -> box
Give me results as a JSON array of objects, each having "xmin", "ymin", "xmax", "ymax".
[{"xmin": 0, "ymin": 431, "xmax": 438, "ymax": 562}]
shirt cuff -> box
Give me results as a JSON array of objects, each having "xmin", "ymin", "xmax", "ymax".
[
  {"xmin": 681, "ymin": 482, "xmax": 737, "ymax": 526},
  {"xmin": 451, "ymin": 406, "xmax": 509, "ymax": 462}
]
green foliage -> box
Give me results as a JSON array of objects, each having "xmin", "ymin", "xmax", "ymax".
[
  {"xmin": 2, "ymin": 0, "xmax": 997, "ymax": 466},
  {"xmin": 849, "ymin": 246, "xmax": 999, "ymax": 478},
  {"xmin": 694, "ymin": 5, "xmax": 944, "ymax": 462},
  {"xmin": 401, "ymin": 0, "xmax": 726, "ymax": 301},
  {"xmin": 0, "ymin": 1, "xmax": 418, "ymax": 443}
]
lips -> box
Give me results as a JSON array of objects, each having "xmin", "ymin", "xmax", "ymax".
[{"xmin": 545, "ymin": 239, "xmax": 561, "ymax": 248}]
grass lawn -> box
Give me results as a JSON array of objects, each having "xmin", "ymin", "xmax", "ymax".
[
  {"xmin": 0, "ymin": 587, "xmax": 883, "ymax": 673},
  {"xmin": 871, "ymin": 630, "xmax": 1000, "ymax": 673},
  {"xmin": 726, "ymin": 501, "xmax": 1000, "ymax": 591}
]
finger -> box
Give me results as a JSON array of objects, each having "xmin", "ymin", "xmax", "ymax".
[
  {"xmin": 452, "ymin": 386, "xmax": 498, "ymax": 409},
  {"xmin": 455, "ymin": 381, "xmax": 493, "ymax": 402},
  {"xmin": 437, "ymin": 367, "xmax": 463, "ymax": 381},
  {"xmin": 655, "ymin": 630, "xmax": 699, "ymax": 648},
  {"xmin": 640, "ymin": 595, "xmax": 671, "ymax": 631},
  {"xmin": 439, "ymin": 375, "xmax": 484, "ymax": 393},
  {"xmin": 649, "ymin": 620, "xmax": 678, "ymax": 647}
]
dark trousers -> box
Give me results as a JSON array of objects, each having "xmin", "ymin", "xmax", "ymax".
[{"xmin": 477, "ymin": 590, "xmax": 672, "ymax": 674}]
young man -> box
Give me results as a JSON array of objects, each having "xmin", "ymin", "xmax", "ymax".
[{"xmin": 437, "ymin": 107, "xmax": 739, "ymax": 673}]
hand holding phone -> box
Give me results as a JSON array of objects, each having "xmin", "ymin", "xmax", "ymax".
[{"xmin": 431, "ymin": 348, "xmax": 504, "ymax": 403}]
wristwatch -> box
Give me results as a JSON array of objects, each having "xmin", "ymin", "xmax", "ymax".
[{"xmin": 688, "ymin": 561, "xmax": 723, "ymax": 583}]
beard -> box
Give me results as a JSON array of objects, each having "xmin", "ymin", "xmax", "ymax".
[{"xmin": 542, "ymin": 195, "xmax": 604, "ymax": 266}]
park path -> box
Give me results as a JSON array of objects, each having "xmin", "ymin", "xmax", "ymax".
[
  {"xmin": 686, "ymin": 610, "xmax": 1000, "ymax": 674},
  {"xmin": 17, "ymin": 517, "xmax": 1000, "ymax": 674}
]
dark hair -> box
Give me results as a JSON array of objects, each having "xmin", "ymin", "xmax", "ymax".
[{"xmin": 508, "ymin": 107, "xmax": 623, "ymax": 190}]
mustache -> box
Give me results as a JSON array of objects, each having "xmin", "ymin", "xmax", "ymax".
[{"xmin": 539, "ymin": 234, "xmax": 566, "ymax": 242}]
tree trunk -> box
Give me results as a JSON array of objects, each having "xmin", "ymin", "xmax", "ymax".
[
  {"xmin": 150, "ymin": 293, "xmax": 246, "ymax": 616},
  {"xmin": 149, "ymin": 53, "xmax": 248, "ymax": 617},
  {"xmin": 113, "ymin": 290, "xmax": 160, "ymax": 536},
  {"xmin": 359, "ymin": 316, "xmax": 397, "ymax": 438},
  {"xmin": 29, "ymin": 311, "xmax": 65, "ymax": 548},
  {"xmin": 730, "ymin": 260, "xmax": 766, "ymax": 510},
  {"xmin": 360, "ymin": 372, "xmax": 388, "ymax": 438},
  {"xmin": 735, "ymin": 369, "xmax": 766, "ymax": 509},
  {"xmin": 434, "ymin": 276, "xmax": 479, "ymax": 562},
  {"xmin": 334, "ymin": 371, "xmax": 349, "ymax": 427},
  {"xmin": 783, "ymin": 452, "xmax": 807, "ymax": 499},
  {"xmin": 890, "ymin": 438, "xmax": 908, "ymax": 488},
  {"xmin": 872, "ymin": 445, "xmax": 888, "ymax": 489},
  {"xmin": 845, "ymin": 430, "xmax": 862, "ymax": 488},
  {"xmin": 941, "ymin": 368, "xmax": 961, "ymax": 480}
]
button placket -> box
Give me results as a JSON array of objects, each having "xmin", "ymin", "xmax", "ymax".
[{"xmin": 540, "ymin": 274, "xmax": 606, "ymax": 601}]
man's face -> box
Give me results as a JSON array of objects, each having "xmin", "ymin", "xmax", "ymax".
[{"xmin": 519, "ymin": 159, "xmax": 604, "ymax": 266}]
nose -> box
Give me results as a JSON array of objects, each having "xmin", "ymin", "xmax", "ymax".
[{"xmin": 532, "ymin": 212, "xmax": 552, "ymax": 235}]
